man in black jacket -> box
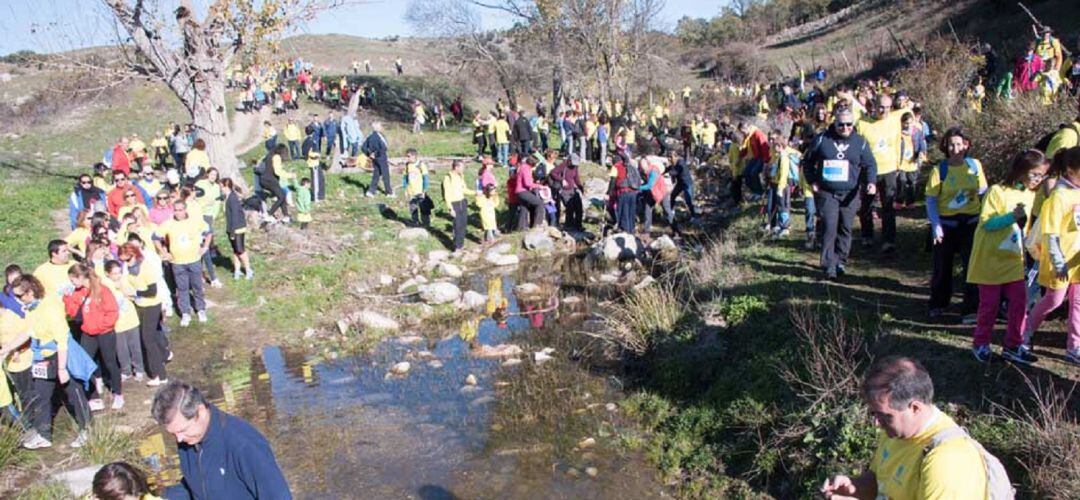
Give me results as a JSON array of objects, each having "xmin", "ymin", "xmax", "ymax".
[
  {"xmin": 513, "ymin": 110, "xmax": 533, "ymax": 156},
  {"xmin": 803, "ymin": 108, "xmax": 878, "ymax": 280},
  {"xmin": 362, "ymin": 121, "xmax": 392, "ymax": 197}
]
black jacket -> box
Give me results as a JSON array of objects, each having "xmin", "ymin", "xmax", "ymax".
[
  {"xmin": 513, "ymin": 116, "xmax": 532, "ymax": 142},
  {"xmin": 224, "ymin": 192, "xmax": 246, "ymax": 234},
  {"xmin": 803, "ymin": 127, "xmax": 877, "ymax": 194},
  {"xmin": 361, "ymin": 132, "xmax": 389, "ymax": 167}
]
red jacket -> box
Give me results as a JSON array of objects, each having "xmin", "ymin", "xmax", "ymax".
[
  {"xmin": 111, "ymin": 144, "xmax": 131, "ymax": 175},
  {"xmin": 514, "ymin": 164, "xmax": 536, "ymax": 194},
  {"xmin": 745, "ymin": 128, "xmax": 771, "ymax": 163},
  {"xmin": 64, "ymin": 285, "xmax": 119, "ymax": 335},
  {"xmin": 107, "ymin": 185, "xmax": 148, "ymax": 217}
]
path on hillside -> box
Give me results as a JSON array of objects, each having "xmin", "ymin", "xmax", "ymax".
[{"xmin": 231, "ymin": 106, "xmax": 270, "ymax": 156}]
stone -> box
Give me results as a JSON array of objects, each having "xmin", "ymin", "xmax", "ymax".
[
  {"xmin": 361, "ymin": 230, "xmax": 375, "ymax": 241},
  {"xmin": 436, "ymin": 262, "xmax": 463, "ymax": 278},
  {"xmin": 465, "ymin": 374, "xmax": 478, "ymax": 386},
  {"xmin": 352, "ymin": 310, "xmax": 400, "ymax": 331},
  {"xmin": 605, "ymin": 403, "xmax": 618, "ymax": 412},
  {"xmin": 489, "ymin": 242, "xmax": 513, "ymax": 254},
  {"xmin": 513, "ymin": 282, "xmax": 542, "ymax": 297},
  {"xmin": 303, "ymin": 328, "xmax": 317, "ymax": 338},
  {"xmin": 474, "ymin": 343, "xmax": 524, "ymax": 358},
  {"xmin": 378, "ymin": 274, "xmax": 394, "ymax": 286},
  {"xmin": 388, "ymin": 361, "xmax": 411, "ymax": 375},
  {"xmin": 428, "ymin": 249, "xmax": 451, "ymax": 262},
  {"xmin": 633, "ymin": 275, "xmax": 657, "ymax": 290},
  {"xmin": 585, "ymin": 467, "xmax": 598, "ymax": 477},
  {"xmin": 533, "ymin": 351, "xmax": 554, "ymax": 364},
  {"xmin": 428, "ymin": 360, "xmax": 444, "ymax": 369},
  {"xmin": 336, "ymin": 319, "xmax": 350, "ymax": 335},
  {"xmin": 460, "ymin": 290, "xmax": 487, "ymax": 310},
  {"xmin": 566, "ymin": 467, "xmax": 581, "ymax": 478},
  {"xmin": 419, "ymin": 282, "xmax": 461, "ymax": 304},
  {"xmin": 523, "ymin": 229, "xmax": 555, "ymax": 252},
  {"xmin": 501, "ymin": 358, "xmax": 522, "ymax": 367},
  {"xmin": 584, "ymin": 178, "xmax": 608, "ymax": 196},
  {"xmin": 397, "ymin": 275, "xmax": 429, "ymax": 294},
  {"xmin": 485, "ymin": 252, "xmax": 520, "ymax": 267},
  {"xmin": 54, "ymin": 465, "xmax": 101, "ymax": 497},
  {"xmin": 470, "ymin": 395, "xmax": 496, "ymax": 406},
  {"xmin": 398, "ymin": 227, "xmax": 430, "ymax": 240},
  {"xmin": 649, "ymin": 235, "xmax": 679, "ymax": 261},
  {"xmin": 594, "ymin": 233, "xmax": 641, "ymax": 262},
  {"xmin": 578, "ymin": 437, "xmax": 596, "ymax": 449}
]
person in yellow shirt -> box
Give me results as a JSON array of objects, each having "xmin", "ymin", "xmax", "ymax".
[
  {"xmin": 472, "ymin": 111, "xmax": 488, "ymax": 161},
  {"xmin": 968, "ymin": 150, "xmax": 1049, "ymax": 363},
  {"xmin": 184, "ymin": 138, "xmax": 210, "ymax": 180},
  {"xmin": 150, "ymin": 133, "xmax": 169, "ymax": 169},
  {"xmin": 442, "ymin": 160, "xmax": 475, "ymax": 251},
  {"xmin": 33, "ymin": 240, "xmax": 75, "ymax": 304},
  {"xmin": 966, "ymin": 79, "xmax": 986, "ymax": 113},
  {"xmin": 128, "ymin": 134, "xmax": 147, "ymax": 172},
  {"xmin": 284, "ymin": 118, "xmax": 303, "ymax": 160},
  {"xmin": 494, "ymin": 114, "xmax": 511, "ymax": 166},
  {"xmin": 765, "ymin": 132, "xmax": 797, "ymax": 238},
  {"xmin": 154, "ymin": 200, "xmax": 212, "ymax": 327},
  {"xmin": 699, "ymin": 118, "xmax": 718, "ymax": 160},
  {"xmin": 1035, "ymin": 27, "xmax": 1064, "ymax": 72},
  {"xmin": 1044, "ymin": 99, "xmax": 1080, "ymax": 160},
  {"xmin": 475, "ymin": 184, "xmax": 501, "ymax": 242},
  {"xmin": 822, "ymin": 356, "xmax": 992, "ymax": 500},
  {"xmin": 103, "ymin": 260, "xmax": 144, "ymax": 382},
  {"xmin": 401, "ymin": 148, "xmax": 431, "ymax": 226},
  {"xmin": 856, "ymin": 94, "xmax": 904, "ymax": 252},
  {"xmin": 65, "ymin": 211, "xmax": 93, "ymax": 260},
  {"xmin": 896, "ymin": 113, "xmax": 924, "ymax": 209},
  {"xmin": 925, "ymin": 127, "xmax": 988, "ymax": 321},
  {"xmin": 119, "ymin": 243, "xmax": 169, "ymax": 385},
  {"xmin": 412, "ymin": 100, "xmax": 426, "ymax": 135},
  {"xmin": 681, "ymin": 85, "xmax": 691, "ymax": 108},
  {"xmin": 0, "ymin": 276, "xmax": 34, "ymax": 428},
  {"xmin": 1026, "ymin": 146, "xmax": 1080, "ymax": 365}
]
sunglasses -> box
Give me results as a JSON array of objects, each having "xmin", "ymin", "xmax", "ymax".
[
  {"xmin": 125, "ymin": 193, "xmax": 137, "ymax": 198},
  {"xmin": 115, "ymin": 177, "xmax": 127, "ymax": 182},
  {"xmin": 157, "ymin": 196, "xmax": 169, "ymax": 201},
  {"xmin": 836, "ymin": 122, "xmax": 855, "ymax": 128},
  {"xmin": 80, "ymin": 181, "xmax": 92, "ymax": 186}
]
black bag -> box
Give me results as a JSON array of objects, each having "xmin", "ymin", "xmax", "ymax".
[{"xmin": 621, "ymin": 163, "xmax": 643, "ymax": 190}]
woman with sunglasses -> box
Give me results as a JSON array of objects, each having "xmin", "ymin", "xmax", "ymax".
[
  {"xmin": 148, "ymin": 189, "xmax": 175, "ymax": 227},
  {"xmin": 967, "ymin": 150, "xmax": 1048, "ymax": 363},
  {"xmin": 925, "ymin": 127, "xmax": 987, "ymax": 322},
  {"xmin": 68, "ymin": 173, "xmax": 106, "ymax": 230}
]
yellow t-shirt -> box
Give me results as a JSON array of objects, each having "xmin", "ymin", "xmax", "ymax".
[
  {"xmin": 185, "ymin": 149, "xmax": 210, "ymax": 173},
  {"xmin": 104, "ymin": 278, "xmax": 140, "ymax": 333},
  {"xmin": 869, "ymin": 409, "xmax": 988, "ymax": 500},
  {"xmin": 899, "ymin": 134, "xmax": 918, "ymax": 173},
  {"xmin": 284, "ymin": 123, "xmax": 302, "ymax": 142},
  {"xmin": 924, "ymin": 159, "xmax": 987, "ymax": 217},
  {"xmin": 967, "ymin": 185, "xmax": 1035, "ymax": 285},
  {"xmin": 65, "ymin": 228, "xmax": 90, "ymax": 254},
  {"xmin": 442, "ymin": 171, "xmax": 473, "ymax": 204},
  {"xmin": 494, "ymin": 119, "xmax": 511, "ymax": 145},
  {"xmin": 129, "ymin": 261, "xmax": 163, "ymax": 308},
  {"xmin": 0, "ymin": 309, "xmax": 33, "ymax": 373},
  {"xmin": 857, "ymin": 113, "xmax": 903, "ymax": 175},
  {"xmin": 1037, "ymin": 183, "xmax": 1080, "ymax": 288},
  {"xmin": 701, "ymin": 123, "xmax": 718, "ymax": 146},
  {"xmin": 475, "ymin": 193, "xmax": 500, "ymax": 231},
  {"xmin": 33, "ymin": 261, "xmax": 74, "ymax": 303},
  {"xmin": 25, "ymin": 299, "xmax": 69, "ymax": 357},
  {"xmin": 405, "ymin": 162, "xmax": 429, "ymax": 198},
  {"xmin": 155, "ymin": 216, "xmax": 211, "ymax": 265}
]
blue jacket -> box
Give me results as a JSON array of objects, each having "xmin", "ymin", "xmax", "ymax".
[
  {"xmin": 166, "ymin": 405, "xmax": 291, "ymax": 500},
  {"xmin": 361, "ymin": 132, "xmax": 389, "ymax": 168},
  {"xmin": 323, "ymin": 118, "xmax": 340, "ymax": 144},
  {"xmin": 340, "ymin": 116, "xmax": 363, "ymax": 145},
  {"xmin": 1, "ymin": 290, "xmax": 24, "ymax": 318},
  {"xmin": 67, "ymin": 185, "xmax": 107, "ymax": 229}
]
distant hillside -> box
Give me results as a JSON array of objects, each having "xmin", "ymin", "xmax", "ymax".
[{"xmin": 279, "ymin": 34, "xmax": 451, "ymax": 77}]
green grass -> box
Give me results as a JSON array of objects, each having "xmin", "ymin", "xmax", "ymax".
[
  {"xmin": 0, "ymin": 160, "xmax": 73, "ymax": 268},
  {"xmin": 15, "ymin": 480, "xmax": 72, "ymax": 500},
  {"xmin": 76, "ymin": 415, "xmax": 140, "ymax": 465}
]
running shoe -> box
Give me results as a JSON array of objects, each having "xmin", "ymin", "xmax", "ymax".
[
  {"xmin": 971, "ymin": 345, "xmax": 991, "ymax": 363},
  {"xmin": 197, "ymin": 310, "xmax": 208, "ymax": 323},
  {"xmin": 21, "ymin": 431, "xmax": 51, "ymax": 450},
  {"xmin": 111, "ymin": 395, "xmax": 125, "ymax": 410},
  {"xmin": 70, "ymin": 431, "xmax": 89, "ymax": 449},
  {"xmin": 87, "ymin": 399, "xmax": 105, "ymax": 412},
  {"xmin": 179, "ymin": 314, "xmax": 191, "ymax": 327},
  {"xmin": 1002, "ymin": 346, "xmax": 1038, "ymax": 365},
  {"xmin": 146, "ymin": 377, "xmax": 169, "ymax": 387}
]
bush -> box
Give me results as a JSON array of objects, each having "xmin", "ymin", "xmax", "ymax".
[
  {"xmin": 76, "ymin": 415, "xmax": 139, "ymax": 465},
  {"xmin": 0, "ymin": 422, "xmax": 23, "ymax": 470},
  {"xmin": 602, "ymin": 284, "xmax": 685, "ymax": 354},
  {"xmin": 1015, "ymin": 376, "xmax": 1080, "ymax": 499}
]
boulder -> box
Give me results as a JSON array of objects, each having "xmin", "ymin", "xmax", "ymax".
[
  {"xmin": 649, "ymin": 235, "xmax": 679, "ymax": 261},
  {"xmin": 474, "ymin": 343, "xmax": 524, "ymax": 358},
  {"xmin": 351, "ymin": 310, "xmax": 400, "ymax": 331},
  {"xmin": 460, "ymin": 290, "xmax": 487, "ymax": 310},
  {"xmin": 428, "ymin": 249, "xmax": 451, "ymax": 262},
  {"xmin": 485, "ymin": 252, "xmax": 520, "ymax": 267},
  {"xmin": 513, "ymin": 282, "xmax": 543, "ymax": 297},
  {"xmin": 388, "ymin": 361, "xmax": 411, "ymax": 375},
  {"xmin": 464, "ymin": 374, "xmax": 478, "ymax": 386},
  {"xmin": 378, "ymin": 274, "xmax": 394, "ymax": 286},
  {"xmin": 419, "ymin": 282, "xmax": 461, "ymax": 305},
  {"xmin": 397, "ymin": 275, "xmax": 429, "ymax": 294},
  {"xmin": 523, "ymin": 229, "xmax": 556, "ymax": 252},
  {"xmin": 489, "ymin": 242, "xmax": 513, "ymax": 254},
  {"xmin": 593, "ymin": 233, "xmax": 641, "ymax": 263},
  {"xmin": 584, "ymin": 178, "xmax": 608, "ymax": 196},
  {"xmin": 436, "ymin": 262, "xmax": 464, "ymax": 278},
  {"xmin": 398, "ymin": 227, "xmax": 430, "ymax": 240}
]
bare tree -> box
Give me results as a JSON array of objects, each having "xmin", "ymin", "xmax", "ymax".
[{"xmin": 102, "ymin": 0, "xmax": 349, "ymax": 184}]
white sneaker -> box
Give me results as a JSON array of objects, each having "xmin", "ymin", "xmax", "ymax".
[
  {"xmin": 121, "ymin": 373, "xmax": 131, "ymax": 382},
  {"xmin": 22, "ymin": 431, "xmax": 52, "ymax": 450},
  {"xmin": 210, "ymin": 279, "xmax": 223, "ymax": 289},
  {"xmin": 364, "ymin": 192, "xmax": 374, "ymax": 198},
  {"xmin": 245, "ymin": 270, "xmax": 254, "ymax": 280},
  {"xmin": 164, "ymin": 308, "xmax": 174, "ymax": 318},
  {"xmin": 180, "ymin": 314, "xmax": 192, "ymax": 327},
  {"xmin": 134, "ymin": 373, "xmax": 145, "ymax": 382},
  {"xmin": 70, "ymin": 431, "xmax": 89, "ymax": 449},
  {"xmin": 146, "ymin": 377, "xmax": 168, "ymax": 387},
  {"xmin": 87, "ymin": 399, "xmax": 105, "ymax": 412},
  {"xmin": 111, "ymin": 395, "xmax": 125, "ymax": 410},
  {"xmin": 197, "ymin": 310, "xmax": 208, "ymax": 323}
]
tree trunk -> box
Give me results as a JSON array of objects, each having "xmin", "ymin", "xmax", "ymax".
[
  {"xmin": 188, "ymin": 79, "xmax": 243, "ymax": 187},
  {"xmin": 551, "ymin": 65, "xmax": 563, "ymax": 118}
]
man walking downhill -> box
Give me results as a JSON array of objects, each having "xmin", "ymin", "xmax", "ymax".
[
  {"xmin": 856, "ymin": 94, "xmax": 903, "ymax": 253},
  {"xmin": 362, "ymin": 122, "xmax": 393, "ymax": 197}
]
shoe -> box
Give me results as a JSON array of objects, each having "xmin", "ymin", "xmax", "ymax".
[
  {"xmin": 282, "ymin": 217, "xmax": 292, "ymax": 224},
  {"xmin": 836, "ymin": 265, "xmax": 846, "ymax": 277},
  {"xmin": 167, "ymin": 350, "xmax": 174, "ymax": 362},
  {"xmin": 1066, "ymin": 349, "xmax": 1080, "ymax": 365},
  {"xmin": 971, "ymin": 345, "xmax": 992, "ymax": 363},
  {"xmin": 824, "ymin": 268, "xmax": 837, "ymax": 281},
  {"xmin": 246, "ymin": 270, "xmax": 254, "ymax": 280},
  {"xmin": 70, "ymin": 431, "xmax": 89, "ymax": 449},
  {"xmin": 21, "ymin": 431, "xmax": 52, "ymax": 450},
  {"xmin": 211, "ymin": 279, "xmax": 223, "ymax": 289},
  {"xmin": 364, "ymin": 192, "xmax": 374, "ymax": 198},
  {"xmin": 164, "ymin": 308, "xmax": 174, "ymax": 318},
  {"xmin": 961, "ymin": 314, "xmax": 978, "ymax": 325},
  {"xmin": 1001, "ymin": 346, "xmax": 1038, "ymax": 365},
  {"xmin": 88, "ymin": 398, "xmax": 105, "ymax": 412},
  {"xmin": 134, "ymin": 373, "xmax": 145, "ymax": 382},
  {"xmin": 804, "ymin": 235, "xmax": 816, "ymax": 250},
  {"xmin": 197, "ymin": 310, "xmax": 208, "ymax": 323},
  {"xmin": 146, "ymin": 377, "xmax": 168, "ymax": 387},
  {"xmin": 111, "ymin": 395, "xmax": 125, "ymax": 410},
  {"xmin": 881, "ymin": 243, "xmax": 896, "ymax": 254},
  {"xmin": 121, "ymin": 373, "xmax": 130, "ymax": 382},
  {"xmin": 179, "ymin": 314, "xmax": 191, "ymax": 327},
  {"xmin": 778, "ymin": 229, "xmax": 790, "ymax": 237},
  {"xmin": 234, "ymin": 271, "xmax": 242, "ymax": 280}
]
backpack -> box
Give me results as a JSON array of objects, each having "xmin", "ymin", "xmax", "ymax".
[
  {"xmin": 787, "ymin": 151, "xmax": 802, "ymax": 186},
  {"xmin": 1035, "ymin": 122, "xmax": 1079, "ymax": 153},
  {"xmin": 937, "ymin": 157, "xmax": 981, "ymax": 182},
  {"xmin": 621, "ymin": 162, "xmax": 643, "ymax": 190},
  {"xmin": 923, "ymin": 426, "xmax": 1015, "ymax": 500}
]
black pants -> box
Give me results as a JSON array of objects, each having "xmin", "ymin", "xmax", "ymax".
[
  {"xmin": 368, "ymin": 161, "xmax": 392, "ymax": 195},
  {"xmin": 80, "ymin": 332, "xmax": 121, "ymax": 397},
  {"xmin": 859, "ymin": 171, "xmax": 898, "ymax": 245},
  {"xmin": 516, "ymin": 191, "xmax": 545, "ymax": 229},
  {"xmin": 310, "ymin": 165, "xmax": 326, "ymax": 201},
  {"xmin": 519, "ymin": 140, "xmax": 532, "ymax": 156},
  {"xmin": 817, "ymin": 190, "xmax": 861, "ymax": 273},
  {"xmin": 617, "ymin": 191, "xmax": 637, "ymax": 233},
  {"xmin": 451, "ymin": 199, "xmax": 468, "ymax": 250},
  {"xmin": 476, "ymin": 135, "xmax": 487, "ymax": 157},
  {"xmin": 27, "ymin": 358, "xmax": 91, "ymax": 441},
  {"xmin": 671, "ymin": 180, "xmax": 696, "ymax": 217},
  {"xmin": 137, "ymin": 305, "xmax": 168, "ymax": 380},
  {"xmin": 730, "ymin": 175, "xmax": 743, "ymax": 204},
  {"xmin": 898, "ymin": 170, "xmax": 918, "ymax": 206},
  {"xmin": 262, "ymin": 179, "xmax": 289, "ymax": 218},
  {"xmin": 488, "ymin": 134, "xmax": 498, "ymax": 159},
  {"xmin": 930, "ymin": 218, "xmax": 978, "ymax": 313},
  {"xmin": 639, "ymin": 192, "xmax": 674, "ymax": 232},
  {"xmin": 410, "ymin": 194, "xmax": 432, "ymax": 226},
  {"xmin": 9, "ymin": 369, "xmax": 32, "ymax": 426},
  {"xmin": 557, "ymin": 191, "xmax": 583, "ymax": 230}
]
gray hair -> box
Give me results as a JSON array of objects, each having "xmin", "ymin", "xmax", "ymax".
[
  {"xmin": 861, "ymin": 356, "xmax": 934, "ymax": 410},
  {"xmin": 152, "ymin": 380, "xmax": 209, "ymax": 424}
]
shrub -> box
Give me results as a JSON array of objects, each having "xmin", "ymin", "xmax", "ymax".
[
  {"xmin": 602, "ymin": 284, "xmax": 685, "ymax": 354},
  {"xmin": 0, "ymin": 422, "xmax": 23, "ymax": 470},
  {"xmin": 76, "ymin": 415, "xmax": 139, "ymax": 465},
  {"xmin": 1014, "ymin": 376, "xmax": 1080, "ymax": 499}
]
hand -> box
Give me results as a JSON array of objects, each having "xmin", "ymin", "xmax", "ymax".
[
  {"xmin": 811, "ymin": 183, "xmax": 820, "ymax": 193},
  {"xmin": 932, "ymin": 224, "xmax": 944, "ymax": 245},
  {"xmin": 821, "ymin": 475, "xmax": 858, "ymax": 499},
  {"xmin": 199, "ymin": 246, "xmax": 209, "ymax": 257},
  {"xmin": 161, "ymin": 252, "xmax": 173, "ymax": 262},
  {"xmin": 448, "ymin": 209, "xmax": 456, "ymax": 217},
  {"xmin": 58, "ymin": 368, "xmax": 70, "ymax": 385},
  {"xmin": 1056, "ymin": 266, "xmax": 1069, "ymax": 281},
  {"xmin": 866, "ymin": 183, "xmax": 877, "ymax": 196},
  {"xmin": 1012, "ymin": 204, "xmax": 1026, "ymax": 222}
]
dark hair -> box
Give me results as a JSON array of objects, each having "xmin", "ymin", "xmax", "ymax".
[
  {"xmin": 938, "ymin": 126, "xmax": 971, "ymax": 155},
  {"xmin": 406, "ymin": 148, "xmax": 418, "ymax": 156},
  {"xmin": 6, "ymin": 264, "xmax": 23, "ymax": 278},
  {"xmin": 119, "ymin": 242, "xmax": 143, "ymax": 262},
  {"xmin": 104, "ymin": 260, "xmax": 124, "ymax": 275},
  {"xmin": 1060, "ymin": 146, "xmax": 1080, "ymax": 176},
  {"xmin": 92, "ymin": 462, "xmax": 150, "ymax": 500},
  {"xmin": 152, "ymin": 380, "xmax": 209, "ymax": 425},
  {"xmin": 47, "ymin": 239, "xmax": 67, "ymax": 258},
  {"xmin": 193, "ymin": 138, "xmax": 206, "ymax": 150},
  {"xmin": 861, "ymin": 356, "xmax": 934, "ymax": 410},
  {"xmin": 274, "ymin": 144, "xmax": 289, "ymax": 158},
  {"xmin": 1003, "ymin": 149, "xmax": 1048, "ymax": 185},
  {"xmin": 10, "ymin": 274, "xmax": 44, "ymax": 300}
]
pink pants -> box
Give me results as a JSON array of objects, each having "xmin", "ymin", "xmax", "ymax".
[
  {"xmin": 1026, "ymin": 283, "xmax": 1080, "ymax": 352},
  {"xmin": 974, "ymin": 282, "xmax": 1026, "ymax": 349}
]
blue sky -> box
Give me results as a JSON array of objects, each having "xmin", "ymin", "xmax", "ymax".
[{"xmin": 0, "ymin": 0, "xmax": 724, "ymax": 56}]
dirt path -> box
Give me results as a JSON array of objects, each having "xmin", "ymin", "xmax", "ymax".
[{"xmin": 230, "ymin": 107, "xmax": 270, "ymax": 156}]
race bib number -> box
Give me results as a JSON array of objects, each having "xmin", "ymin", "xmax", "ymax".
[
  {"xmin": 822, "ymin": 159, "xmax": 849, "ymax": 183},
  {"xmin": 31, "ymin": 361, "xmax": 49, "ymax": 380},
  {"xmin": 1072, "ymin": 205, "xmax": 1080, "ymax": 230}
]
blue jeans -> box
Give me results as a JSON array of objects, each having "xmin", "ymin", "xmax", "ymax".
[
  {"xmin": 804, "ymin": 193, "xmax": 816, "ymax": 234},
  {"xmin": 497, "ymin": 143, "xmax": 509, "ymax": 165},
  {"xmin": 288, "ymin": 140, "xmax": 301, "ymax": 159},
  {"xmin": 172, "ymin": 261, "xmax": 206, "ymax": 314},
  {"xmin": 616, "ymin": 191, "xmax": 637, "ymax": 233},
  {"xmin": 743, "ymin": 158, "xmax": 764, "ymax": 195}
]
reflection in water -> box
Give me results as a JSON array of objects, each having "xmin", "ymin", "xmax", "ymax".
[{"xmin": 141, "ymin": 261, "xmax": 666, "ymax": 498}]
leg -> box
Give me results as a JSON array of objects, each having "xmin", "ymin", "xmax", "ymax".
[
  {"xmin": 1002, "ymin": 280, "xmax": 1028, "ymax": 350},
  {"xmin": 957, "ymin": 222, "xmax": 978, "ymax": 315},
  {"xmin": 834, "ymin": 191, "xmax": 861, "ymax": 269},
  {"xmin": 880, "ymin": 172, "xmax": 898, "ymax": 245},
  {"xmin": 973, "ymin": 284, "xmax": 1004, "ymax": 348},
  {"xmin": 125, "ymin": 327, "xmax": 145, "ymax": 376},
  {"xmin": 380, "ymin": 163, "xmax": 393, "ymax": 194},
  {"xmin": 186, "ymin": 263, "xmax": 207, "ymax": 312},
  {"xmin": 930, "ymin": 225, "xmax": 958, "ymax": 310},
  {"xmin": 98, "ymin": 332, "xmax": 121, "ymax": 395},
  {"xmin": 640, "ymin": 193, "xmax": 654, "ymax": 233},
  {"xmin": 453, "ymin": 200, "xmax": 468, "ymax": 250},
  {"xmin": 662, "ymin": 193, "xmax": 675, "ymax": 226},
  {"xmin": 409, "ymin": 195, "xmax": 421, "ymax": 225},
  {"xmin": 818, "ymin": 193, "xmax": 839, "ymax": 271},
  {"xmin": 173, "ymin": 265, "xmax": 192, "ymax": 315},
  {"xmin": 368, "ymin": 165, "xmax": 382, "ymax": 195},
  {"xmin": 1026, "ymin": 286, "xmax": 1068, "ymax": 342},
  {"xmin": 138, "ymin": 306, "xmax": 167, "ymax": 380},
  {"xmin": 858, "ymin": 189, "xmax": 874, "ymax": 241},
  {"xmin": 78, "ymin": 334, "xmax": 102, "ymax": 400},
  {"xmin": 61, "ymin": 380, "xmax": 90, "ymax": 432},
  {"xmin": 29, "ymin": 378, "xmax": 57, "ymax": 440},
  {"xmin": 1068, "ymin": 284, "xmax": 1080, "ymax": 353}
]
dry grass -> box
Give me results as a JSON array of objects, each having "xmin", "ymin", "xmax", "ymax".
[
  {"xmin": 1014, "ymin": 375, "xmax": 1080, "ymax": 499},
  {"xmin": 778, "ymin": 301, "xmax": 869, "ymax": 410},
  {"xmin": 602, "ymin": 284, "xmax": 685, "ymax": 355}
]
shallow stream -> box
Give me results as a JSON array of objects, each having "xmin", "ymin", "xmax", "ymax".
[{"xmin": 141, "ymin": 259, "xmax": 668, "ymax": 499}]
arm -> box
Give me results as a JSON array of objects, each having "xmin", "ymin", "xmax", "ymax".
[
  {"xmin": 639, "ymin": 170, "xmax": 658, "ymax": 191},
  {"xmin": 236, "ymin": 441, "xmax": 293, "ymax": 500}
]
